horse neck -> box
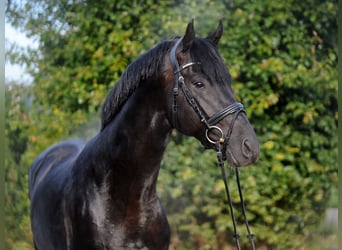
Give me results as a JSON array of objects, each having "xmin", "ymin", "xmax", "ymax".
[{"xmin": 80, "ymin": 80, "xmax": 172, "ymax": 199}]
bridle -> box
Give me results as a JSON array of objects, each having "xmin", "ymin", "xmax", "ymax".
[
  {"xmin": 170, "ymin": 38, "xmax": 256, "ymax": 250},
  {"xmin": 170, "ymin": 38, "xmax": 245, "ymax": 150}
]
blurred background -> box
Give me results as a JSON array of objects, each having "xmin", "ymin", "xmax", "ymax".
[{"xmin": 5, "ymin": 0, "xmax": 337, "ymax": 249}]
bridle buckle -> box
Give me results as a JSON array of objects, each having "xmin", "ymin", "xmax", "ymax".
[{"xmin": 205, "ymin": 126, "xmax": 224, "ymax": 145}]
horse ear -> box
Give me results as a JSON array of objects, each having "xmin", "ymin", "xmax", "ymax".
[
  {"xmin": 181, "ymin": 19, "xmax": 195, "ymax": 52},
  {"xmin": 207, "ymin": 20, "xmax": 223, "ymax": 46}
]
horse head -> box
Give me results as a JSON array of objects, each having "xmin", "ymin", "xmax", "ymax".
[{"xmin": 165, "ymin": 20, "xmax": 259, "ymax": 167}]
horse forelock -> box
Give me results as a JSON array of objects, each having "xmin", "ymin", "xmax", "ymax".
[
  {"xmin": 101, "ymin": 40, "xmax": 174, "ymax": 130},
  {"xmin": 191, "ymin": 38, "xmax": 232, "ymax": 86}
]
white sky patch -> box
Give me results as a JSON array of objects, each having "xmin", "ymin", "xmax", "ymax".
[{"xmin": 5, "ymin": 22, "xmax": 38, "ymax": 84}]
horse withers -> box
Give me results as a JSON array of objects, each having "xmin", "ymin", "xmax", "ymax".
[{"xmin": 29, "ymin": 20, "xmax": 259, "ymax": 250}]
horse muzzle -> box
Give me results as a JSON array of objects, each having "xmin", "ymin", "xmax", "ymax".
[
  {"xmin": 222, "ymin": 115, "xmax": 260, "ymax": 167},
  {"xmin": 203, "ymin": 109, "xmax": 260, "ymax": 168}
]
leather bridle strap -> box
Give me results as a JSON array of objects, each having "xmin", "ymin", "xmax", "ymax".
[
  {"xmin": 215, "ymin": 142, "xmax": 256, "ymax": 250},
  {"xmin": 170, "ymin": 38, "xmax": 205, "ymax": 129},
  {"xmin": 207, "ymin": 102, "xmax": 244, "ymax": 126},
  {"xmin": 170, "ymin": 38, "xmax": 182, "ymax": 129}
]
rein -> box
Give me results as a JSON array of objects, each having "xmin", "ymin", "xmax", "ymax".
[{"xmin": 170, "ymin": 38, "xmax": 256, "ymax": 250}]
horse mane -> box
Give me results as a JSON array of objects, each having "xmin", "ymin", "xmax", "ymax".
[
  {"xmin": 101, "ymin": 36, "xmax": 231, "ymax": 130},
  {"xmin": 101, "ymin": 40, "xmax": 174, "ymax": 130}
]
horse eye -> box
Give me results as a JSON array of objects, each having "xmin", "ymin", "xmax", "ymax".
[{"xmin": 193, "ymin": 81, "xmax": 205, "ymax": 89}]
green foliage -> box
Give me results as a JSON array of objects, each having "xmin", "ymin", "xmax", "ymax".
[
  {"xmin": 5, "ymin": 0, "xmax": 337, "ymax": 249},
  {"xmin": 5, "ymin": 83, "xmax": 33, "ymax": 249}
]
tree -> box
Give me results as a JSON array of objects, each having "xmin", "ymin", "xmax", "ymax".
[
  {"xmin": 5, "ymin": 0, "xmax": 337, "ymax": 249},
  {"xmin": 5, "ymin": 83, "xmax": 33, "ymax": 249}
]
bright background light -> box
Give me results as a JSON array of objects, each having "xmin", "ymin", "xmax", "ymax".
[{"xmin": 5, "ymin": 22, "xmax": 37, "ymax": 84}]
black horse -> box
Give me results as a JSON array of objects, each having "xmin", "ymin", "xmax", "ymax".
[{"xmin": 29, "ymin": 20, "xmax": 259, "ymax": 250}]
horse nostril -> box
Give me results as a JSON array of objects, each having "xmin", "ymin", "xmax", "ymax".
[{"xmin": 242, "ymin": 139, "xmax": 252, "ymax": 159}]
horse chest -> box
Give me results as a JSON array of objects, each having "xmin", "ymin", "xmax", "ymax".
[{"xmin": 74, "ymin": 194, "xmax": 170, "ymax": 250}]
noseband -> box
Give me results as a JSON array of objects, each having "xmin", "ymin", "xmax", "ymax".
[
  {"xmin": 169, "ymin": 38, "xmax": 256, "ymax": 250},
  {"xmin": 170, "ymin": 38, "xmax": 245, "ymax": 149}
]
